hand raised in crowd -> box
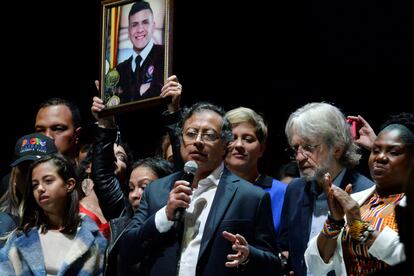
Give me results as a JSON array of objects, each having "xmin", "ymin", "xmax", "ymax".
[
  {"xmin": 222, "ymin": 231, "xmax": 250, "ymax": 268},
  {"xmin": 160, "ymin": 75, "xmax": 182, "ymax": 113},
  {"xmin": 347, "ymin": 115, "xmax": 377, "ymax": 150},
  {"xmin": 91, "ymin": 82, "xmax": 116, "ymax": 128}
]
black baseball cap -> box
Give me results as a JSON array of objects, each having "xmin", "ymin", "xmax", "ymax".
[{"xmin": 10, "ymin": 133, "xmax": 58, "ymax": 167}]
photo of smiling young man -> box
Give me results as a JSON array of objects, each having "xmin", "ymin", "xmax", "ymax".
[{"xmin": 113, "ymin": 0, "xmax": 166, "ymax": 104}]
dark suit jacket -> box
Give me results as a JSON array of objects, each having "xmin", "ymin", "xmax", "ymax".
[
  {"xmin": 116, "ymin": 44, "xmax": 164, "ymax": 103},
  {"xmin": 119, "ymin": 167, "xmax": 281, "ymax": 276},
  {"xmin": 278, "ymin": 169, "xmax": 374, "ymax": 276}
]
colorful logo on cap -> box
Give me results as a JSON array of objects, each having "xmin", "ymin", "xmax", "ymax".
[{"xmin": 20, "ymin": 137, "xmax": 48, "ymax": 154}]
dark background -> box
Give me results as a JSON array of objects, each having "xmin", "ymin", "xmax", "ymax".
[{"xmin": 1, "ymin": 0, "xmax": 413, "ymax": 179}]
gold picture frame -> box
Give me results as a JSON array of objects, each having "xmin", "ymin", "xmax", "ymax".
[{"xmin": 99, "ymin": 0, "xmax": 173, "ymax": 116}]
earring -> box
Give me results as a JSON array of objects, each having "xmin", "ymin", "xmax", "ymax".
[{"xmin": 81, "ymin": 174, "xmax": 93, "ymax": 196}]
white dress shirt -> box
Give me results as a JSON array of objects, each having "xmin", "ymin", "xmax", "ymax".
[
  {"xmin": 131, "ymin": 38, "xmax": 154, "ymax": 71},
  {"xmin": 155, "ymin": 163, "xmax": 224, "ymax": 276}
]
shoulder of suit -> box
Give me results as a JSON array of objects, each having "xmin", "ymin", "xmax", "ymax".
[
  {"xmin": 147, "ymin": 171, "xmax": 181, "ymax": 188},
  {"xmin": 233, "ymin": 175, "xmax": 268, "ymax": 197},
  {"xmin": 286, "ymin": 177, "xmax": 306, "ymax": 189},
  {"xmin": 347, "ymin": 170, "xmax": 375, "ymax": 189},
  {"xmin": 152, "ymin": 44, "xmax": 165, "ymax": 52},
  {"xmin": 116, "ymin": 57, "xmax": 132, "ymax": 69}
]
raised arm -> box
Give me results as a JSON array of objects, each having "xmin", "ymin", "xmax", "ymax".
[
  {"xmin": 91, "ymin": 95, "xmax": 132, "ymax": 219},
  {"xmin": 347, "ymin": 115, "xmax": 377, "ymax": 150},
  {"xmin": 160, "ymin": 75, "xmax": 184, "ymax": 171}
]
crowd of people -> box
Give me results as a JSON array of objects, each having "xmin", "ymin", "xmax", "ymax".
[{"xmin": 1, "ymin": 74, "xmax": 411, "ymax": 276}]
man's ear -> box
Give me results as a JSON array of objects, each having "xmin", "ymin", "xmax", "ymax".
[{"xmin": 66, "ymin": 178, "xmax": 76, "ymax": 193}]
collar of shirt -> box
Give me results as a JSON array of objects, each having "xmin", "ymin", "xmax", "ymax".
[
  {"xmin": 332, "ymin": 168, "xmax": 346, "ymax": 188},
  {"xmin": 131, "ymin": 38, "xmax": 154, "ymax": 70},
  {"xmin": 193, "ymin": 162, "xmax": 224, "ymax": 198}
]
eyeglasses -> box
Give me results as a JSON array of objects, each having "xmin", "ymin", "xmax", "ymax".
[
  {"xmin": 285, "ymin": 144, "xmax": 321, "ymax": 160},
  {"xmin": 182, "ymin": 129, "xmax": 220, "ymax": 143}
]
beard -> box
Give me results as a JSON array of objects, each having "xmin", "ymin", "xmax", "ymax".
[{"xmin": 302, "ymin": 153, "xmax": 333, "ymax": 183}]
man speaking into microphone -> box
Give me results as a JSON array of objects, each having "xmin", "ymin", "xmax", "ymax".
[{"xmin": 119, "ymin": 102, "xmax": 283, "ymax": 275}]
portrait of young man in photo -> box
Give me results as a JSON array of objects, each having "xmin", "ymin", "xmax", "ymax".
[{"xmin": 103, "ymin": 0, "xmax": 167, "ymax": 108}]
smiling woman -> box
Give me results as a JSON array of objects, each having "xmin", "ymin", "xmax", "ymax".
[{"xmin": 305, "ymin": 112, "xmax": 414, "ymax": 276}]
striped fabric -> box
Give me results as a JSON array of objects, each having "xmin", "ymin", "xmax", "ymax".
[{"xmin": 341, "ymin": 191, "xmax": 404, "ymax": 275}]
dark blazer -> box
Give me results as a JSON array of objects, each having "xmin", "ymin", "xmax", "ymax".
[
  {"xmin": 278, "ymin": 169, "xmax": 374, "ymax": 276},
  {"xmin": 119, "ymin": 167, "xmax": 281, "ymax": 276},
  {"xmin": 116, "ymin": 44, "xmax": 165, "ymax": 104}
]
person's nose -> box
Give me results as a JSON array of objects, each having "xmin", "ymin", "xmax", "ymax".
[
  {"xmin": 135, "ymin": 189, "xmax": 143, "ymax": 201},
  {"xmin": 295, "ymin": 149, "xmax": 308, "ymax": 162},
  {"xmin": 137, "ymin": 190, "xmax": 143, "ymax": 200},
  {"xmin": 193, "ymin": 132, "xmax": 203, "ymax": 142},
  {"xmin": 131, "ymin": 187, "xmax": 141, "ymax": 199},
  {"xmin": 36, "ymin": 183, "xmax": 46, "ymax": 193},
  {"xmin": 43, "ymin": 129, "xmax": 53, "ymax": 139},
  {"xmin": 193, "ymin": 133, "xmax": 205, "ymax": 147},
  {"xmin": 375, "ymin": 152, "xmax": 388, "ymax": 163},
  {"xmin": 137, "ymin": 23, "xmax": 144, "ymax": 32},
  {"xmin": 234, "ymin": 137, "xmax": 244, "ymax": 147},
  {"xmin": 232, "ymin": 139, "xmax": 246, "ymax": 154}
]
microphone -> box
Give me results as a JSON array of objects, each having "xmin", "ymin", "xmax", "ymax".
[{"xmin": 173, "ymin": 160, "xmax": 198, "ymax": 226}]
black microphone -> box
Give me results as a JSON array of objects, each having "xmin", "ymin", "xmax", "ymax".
[{"xmin": 173, "ymin": 160, "xmax": 198, "ymax": 227}]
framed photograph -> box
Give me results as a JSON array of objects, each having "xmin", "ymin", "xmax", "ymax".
[{"xmin": 99, "ymin": 0, "xmax": 173, "ymax": 116}]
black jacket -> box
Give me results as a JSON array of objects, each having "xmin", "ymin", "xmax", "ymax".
[{"xmin": 92, "ymin": 126, "xmax": 133, "ymax": 220}]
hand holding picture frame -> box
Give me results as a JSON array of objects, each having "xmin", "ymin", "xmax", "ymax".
[{"xmin": 99, "ymin": 0, "xmax": 173, "ymax": 117}]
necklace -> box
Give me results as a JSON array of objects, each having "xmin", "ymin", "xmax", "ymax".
[{"xmin": 254, "ymin": 174, "xmax": 262, "ymax": 183}]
